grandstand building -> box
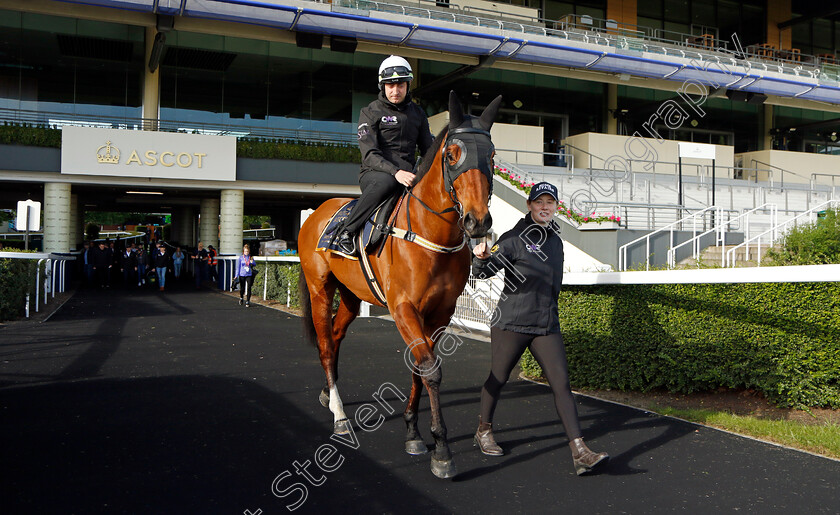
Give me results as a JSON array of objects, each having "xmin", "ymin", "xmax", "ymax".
[{"xmin": 1, "ymin": 0, "xmax": 838, "ymax": 267}]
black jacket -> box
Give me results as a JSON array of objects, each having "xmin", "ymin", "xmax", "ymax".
[
  {"xmin": 357, "ymin": 91, "xmax": 433, "ymax": 176},
  {"xmin": 471, "ymin": 214, "xmax": 565, "ymax": 335},
  {"xmin": 120, "ymin": 250, "xmax": 137, "ymax": 269},
  {"xmin": 154, "ymin": 249, "xmax": 170, "ymax": 268}
]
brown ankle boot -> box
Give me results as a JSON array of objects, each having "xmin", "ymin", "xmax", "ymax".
[
  {"xmin": 570, "ymin": 437, "xmax": 608, "ymax": 475},
  {"xmin": 474, "ymin": 419, "xmax": 503, "ymax": 456}
]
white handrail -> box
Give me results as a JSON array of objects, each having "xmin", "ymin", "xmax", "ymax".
[
  {"xmin": 666, "ymin": 203, "xmax": 777, "ymax": 268},
  {"xmin": 619, "ymin": 206, "xmax": 717, "ymax": 271},
  {"xmin": 725, "ymin": 199, "xmax": 839, "ymax": 267}
]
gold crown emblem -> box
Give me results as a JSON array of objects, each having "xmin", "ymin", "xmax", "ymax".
[{"xmin": 96, "ymin": 140, "xmax": 120, "ymax": 164}]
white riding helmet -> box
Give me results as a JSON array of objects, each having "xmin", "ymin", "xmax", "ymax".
[{"xmin": 378, "ymin": 55, "xmax": 413, "ymax": 88}]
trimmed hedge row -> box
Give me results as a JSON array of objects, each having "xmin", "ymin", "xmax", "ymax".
[
  {"xmin": 252, "ymin": 262, "xmax": 302, "ymax": 308},
  {"xmin": 0, "ymin": 122, "xmax": 61, "ymax": 147},
  {"xmin": 520, "ymin": 282, "xmax": 840, "ymax": 409},
  {"xmin": 0, "ymin": 256, "xmax": 45, "ymax": 321}
]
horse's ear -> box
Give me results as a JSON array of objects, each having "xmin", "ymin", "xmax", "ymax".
[
  {"xmin": 478, "ymin": 95, "xmax": 503, "ymax": 130},
  {"xmin": 448, "ymin": 90, "xmax": 464, "ymax": 129}
]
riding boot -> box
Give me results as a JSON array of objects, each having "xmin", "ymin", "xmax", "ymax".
[
  {"xmin": 337, "ymin": 230, "xmax": 357, "ymax": 255},
  {"xmin": 569, "ymin": 437, "xmax": 608, "ymax": 475},
  {"xmin": 474, "ymin": 418, "xmax": 503, "ymax": 456}
]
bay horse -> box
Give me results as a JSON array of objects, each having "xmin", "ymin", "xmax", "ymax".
[{"xmin": 298, "ymin": 91, "xmax": 501, "ymax": 478}]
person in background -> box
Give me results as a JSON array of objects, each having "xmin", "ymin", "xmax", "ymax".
[
  {"xmin": 193, "ymin": 242, "xmax": 209, "ymax": 289},
  {"xmin": 81, "ymin": 241, "xmax": 94, "ymax": 287},
  {"xmin": 207, "ymin": 245, "xmax": 219, "ymax": 284},
  {"xmin": 172, "ymin": 246, "xmax": 185, "ymax": 280},
  {"xmin": 470, "ymin": 181, "xmax": 609, "ymax": 476},
  {"xmin": 154, "ymin": 242, "xmax": 170, "ymax": 291},
  {"xmin": 235, "ymin": 244, "xmax": 257, "ymax": 307},
  {"xmin": 120, "ymin": 244, "xmax": 138, "ymax": 288},
  {"xmin": 136, "ymin": 246, "xmax": 148, "ymax": 287},
  {"xmin": 91, "ymin": 241, "xmax": 111, "ymax": 289}
]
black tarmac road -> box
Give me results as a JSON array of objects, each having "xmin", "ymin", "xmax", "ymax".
[{"xmin": 1, "ymin": 286, "xmax": 838, "ymax": 514}]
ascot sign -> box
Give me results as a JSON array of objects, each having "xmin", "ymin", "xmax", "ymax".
[{"xmin": 61, "ymin": 126, "xmax": 236, "ymax": 181}]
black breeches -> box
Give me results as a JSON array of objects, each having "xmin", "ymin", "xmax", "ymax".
[
  {"xmin": 480, "ymin": 327, "xmax": 582, "ymax": 440},
  {"xmin": 239, "ymin": 275, "xmax": 255, "ymax": 301},
  {"xmin": 343, "ymin": 171, "xmax": 402, "ymax": 233}
]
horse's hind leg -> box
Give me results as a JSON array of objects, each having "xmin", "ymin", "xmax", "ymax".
[
  {"xmin": 319, "ymin": 285, "xmax": 361, "ymax": 409},
  {"xmin": 309, "ymin": 278, "xmax": 352, "ymax": 435}
]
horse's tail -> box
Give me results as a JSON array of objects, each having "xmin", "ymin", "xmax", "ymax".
[{"xmin": 298, "ymin": 269, "xmax": 317, "ymax": 348}]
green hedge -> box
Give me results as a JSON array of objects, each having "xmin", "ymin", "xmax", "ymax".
[
  {"xmin": 252, "ymin": 262, "xmax": 302, "ymax": 308},
  {"xmin": 237, "ymin": 138, "xmax": 360, "ymax": 163},
  {"xmin": 0, "ymin": 253, "xmax": 46, "ymax": 321},
  {"xmin": 520, "ymin": 282, "xmax": 840, "ymax": 409},
  {"xmin": 0, "ymin": 122, "xmax": 61, "ymax": 147}
]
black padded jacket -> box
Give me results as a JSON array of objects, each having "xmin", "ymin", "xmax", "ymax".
[
  {"xmin": 471, "ymin": 214, "xmax": 565, "ymax": 335},
  {"xmin": 357, "ymin": 91, "xmax": 433, "ymax": 176}
]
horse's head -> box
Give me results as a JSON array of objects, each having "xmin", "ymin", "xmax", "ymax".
[{"xmin": 443, "ymin": 90, "xmax": 502, "ymax": 239}]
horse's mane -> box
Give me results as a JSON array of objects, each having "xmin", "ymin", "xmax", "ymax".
[{"xmin": 413, "ymin": 125, "xmax": 449, "ymax": 184}]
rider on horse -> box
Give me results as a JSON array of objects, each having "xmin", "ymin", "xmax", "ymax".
[{"xmin": 336, "ymin": 55, "xmax": 434, "ymax": 256}]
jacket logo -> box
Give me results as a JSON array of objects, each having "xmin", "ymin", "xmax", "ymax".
[
  {"xmin": 357, "ymin": 123, "xmax": 370, "ymax": 139},
  {"xmin": 381, "ymin": 115, "xmax": 398, "ymax": 126},
  {"xmin": 525, "ymin": 244, "xmax": 541, "ymax": 253}
]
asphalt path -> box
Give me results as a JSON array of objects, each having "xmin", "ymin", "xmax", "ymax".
[{"xmin": 1, "ymin": 285, "xmax": 838, "ymax": 514}]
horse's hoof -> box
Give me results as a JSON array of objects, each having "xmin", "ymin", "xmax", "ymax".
[
  {"xmin": 405, "ymin": 440, "xmax": 428, "ymax": 455},
  {"xmin": 319, "ymin": 388, "xmax": 330, "ymax": 408},
  {"xmin": 333, "ymin": 418, "xmax": 352, "ymax": 435},
  {"xmin": 430, "ymin": 458, "xmax": 457, "ymax": 479}
]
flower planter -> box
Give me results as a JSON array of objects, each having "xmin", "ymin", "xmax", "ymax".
[{"xmin": 578, "ymin": 221, "xmax": 620, "ymax": 230}]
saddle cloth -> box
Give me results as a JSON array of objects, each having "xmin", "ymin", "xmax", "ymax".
[{"xmin": 316, "ymin": 196, "xmax": 400, "ymax": 259}]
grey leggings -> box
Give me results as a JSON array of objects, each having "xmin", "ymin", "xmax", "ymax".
[{"xmin": 480, "ymin": 327, "xmax": 582, "ymax": 440}]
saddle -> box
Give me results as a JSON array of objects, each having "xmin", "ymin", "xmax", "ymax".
[{"xmin": 317, "ymin": 194, "xmax": 403, "ymax": 260}]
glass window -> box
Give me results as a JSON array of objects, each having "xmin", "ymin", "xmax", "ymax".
[
  {"xmin": 638, "ymin": 0, "xmax": 663, "ymax": 19},
  {"xmin": 691, "ymin": 0, "xmax": 715, "ymax": 28},
  {"xmin": 0, "ymin": 11, "xmax": 142, "ymax": 121},
  {"xmin": 664, "ymin": 0, "xmax": 690, "ymax": 23}
]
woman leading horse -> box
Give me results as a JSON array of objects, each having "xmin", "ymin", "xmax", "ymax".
[{"xmin": 298, "ymin": 90, "xmax": 501, "ymax": 478}]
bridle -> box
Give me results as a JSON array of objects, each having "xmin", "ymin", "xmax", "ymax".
[{"xmin": 401, "ymin": 124, "xmax": 495, "ymax": 252}]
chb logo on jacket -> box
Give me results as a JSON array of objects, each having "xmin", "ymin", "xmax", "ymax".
[{"xmin": 381, "ymin": 115, "xmax": 398, "ymax": 126}]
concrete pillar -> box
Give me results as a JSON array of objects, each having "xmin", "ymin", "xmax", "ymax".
[
  {"xmin": 763, "ymin": 104, "xmax": 774, "ymax": 150},
  {"xmin": 67, "ymin": 193, "xmax": 79, "ymax": 250},
  {"xmin": 199, "ymin": 197, "xmax": 220, "ymax": 249},
  {"xmin": 174, "ymin": 207, "xmax": 195, "ymax": 246},
  {"xmin": 220, "ymin": 189, "xmax": 244, "ymax": 255},
  {"xmin": 606, "ymin": 83, "xmax": 618, "ymax": 135},
  {"xmin": 143, "ymin": 26, "xmax": 161, "ymax": 130},
  {"xmin": 43, "ymin": 183, "xmax": 71, "ymax": 254}
]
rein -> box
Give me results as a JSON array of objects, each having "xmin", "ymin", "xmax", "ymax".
[{"xmin": 385, "ymin": 125, "xmax": 493, "ymax": 255}]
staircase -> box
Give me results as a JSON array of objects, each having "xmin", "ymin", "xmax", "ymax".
[{"xmin": 681, "ymin": 244, "xmax": 777, "ymax": 268}]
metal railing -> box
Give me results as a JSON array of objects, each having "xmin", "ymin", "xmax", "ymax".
[
  {"xmin": 666, "ymin": 203, "xmax": 777, "ymax": 268},
  {"xmin": 725, "ymin": 199, "xmax": 839, "ymax": 267},
  {"xmin": 243, "ymin": 228, "xmax": 277, "ymax": 240},
  {"xmin": 618, "ymin": 206, "xmax": 717, "ymax": 271},
  {"xmin": 749, "ymin": 158, "xmax": 810, "ymax": 190},
  {"xmin": 0, "ymin": 251, "xmax": 76, "ymax": 318},
  {"xmin": 328, "ymin": 0, "xmax": 839, "ymax": 82}
]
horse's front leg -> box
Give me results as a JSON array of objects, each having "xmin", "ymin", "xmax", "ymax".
[
  {"xmin": 393, "ymin": 303, "xmax": 455, "ymax": 479},
  {"xmin": 403, "ymin": 370, "xmax": 427, "ymax": 455}
]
